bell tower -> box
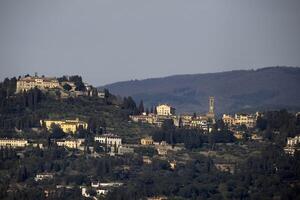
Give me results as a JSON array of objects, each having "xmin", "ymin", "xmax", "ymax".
[
  {"xmin": 209, "ymin": 96, "xmax": 214, "ymax": 114},
  {"xmin": 207, "ymin": 96, "xmax": 215, "ymax": 121}
]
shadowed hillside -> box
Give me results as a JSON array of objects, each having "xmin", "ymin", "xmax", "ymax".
[{"xmin": 101, "ymin": 67, "xmax": 300, "ymax": 114}]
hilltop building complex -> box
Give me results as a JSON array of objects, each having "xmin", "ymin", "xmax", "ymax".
[
  {"xmin": 16, "ymin": 76, "xmax": 60, "ymax": 93},
  {"xmin": 130, "ymin": 97, "xmax": 215, "ymax": 131}
]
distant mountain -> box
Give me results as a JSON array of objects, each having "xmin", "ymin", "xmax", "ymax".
[{"xmin": 100, "ymin": 67, "xmax": 300, "ymax": 114}]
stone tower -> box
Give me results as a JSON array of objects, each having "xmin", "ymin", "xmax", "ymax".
[
  {"xmin": 209, "ymin": 96, "xmax": 214, "ymax": 114},
  {"xmin": 207, "ymin": 96, "xmax": 215, "ymax": 120}
]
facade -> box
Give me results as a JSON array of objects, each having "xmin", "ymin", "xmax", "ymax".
[
  {"xmin": 284, "ymin": 135, "xmax": 300, "ymax": 155},
  {"xmin": 34, "ymin": 173, "xmax": 54, "ymax": 181},
  {"xmin": 222, "ymin": 113, "xmax": 256, "ymax": 128},
  {"xmin": 130, "ymin": 114, "xmax": 156, "ymax": 124},
  {"xmin": 215, "ymin": 163, "xmax": 235, "ymax": 174},
  {"xmin": 41, "ymin": 118, "xmax": 88, "ymax": 133},
  {"xmin": 16, "ymin": 76, "xmax": 60, "ymax": 93},
  {"xmin": 287, "ymin": 135, "xmax": 300, "ymax": 146},
  {"xmin": 190, "ymin": 119, "xmax": 208, "ymax": 130},
  {"xmin": 169, "ymin": 160, "xmax": 177, "ymax": 170},
  {"xmin": 156, "ymin": 104, "xmax": 175, "ymax": 116},
  {"xmin": 222, "ymin": 114, "xmax": 235, "ymax": 126},
  {"xmin": 0, "ymin": 138, "xmax": 28, "ymax": 148},
  {"xmin": 143, "ymin": 156, "xmax": 152, "ymax": 164},
  {"xmin": 94, "ymin": 134, "xmax": 122, "ymax": 147},
  {"xmin": 56, "ymin": 139, "xmax": 85, "ymax": 149},
  {"xmin": 118, "ymin": 146, "xmax": 134, "ymax": 155},
  {"xmin": 141, "ymin": 137, "xmax": 154, "ymax": 145},
  {"xmin": 234, "ymin": 114, "xmax": 256, "ymax": 128}
]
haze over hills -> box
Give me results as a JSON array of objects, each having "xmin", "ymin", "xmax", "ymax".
[{"xmin": 100, "ymin": 67, "xmax": 300, "ymax": 114}]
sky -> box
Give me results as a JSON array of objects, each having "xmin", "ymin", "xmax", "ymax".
[{"xmin": 0, "ymin": 0, "xmax": 300, "ymax": 86}]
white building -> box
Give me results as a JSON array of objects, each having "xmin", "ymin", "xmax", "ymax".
[
  {"xmin": 287, "ymin": 135, "xmax": 300, "ymax": 146},
  {"xmin": 34, "ymin": 173, "xmax": 54, "ymax": 181},
  {"xmin": 156, "ymin": 104, "xmax": 175, "ymax": 116},
  {"xmin": 0, "ymin": 138, "xmax": 28, "ymax": 148},
  {"xmin": 284, "ymin": 135, "xmax": 300, "ymax": 155},
  {"xmin": 94, "ymin": 134, "xmax": 122, "ymax": 147},
  {"xmin": 56, "ymin": 138, "xmax": 85, "ymax": 149}
]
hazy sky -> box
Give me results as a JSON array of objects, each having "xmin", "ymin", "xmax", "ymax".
[{"xmin": 0, "ymin": 0, "xmax": 300, "ymax": 85}]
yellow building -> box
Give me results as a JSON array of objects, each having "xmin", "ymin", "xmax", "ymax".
[
  {"xmin": 233, "ymin": 131, "xmax": 244, "ymax": 140},
  {"xmin": 41, "ymin": 118, "xmax": 88, "ymax": 134},
  {"xmin": 0, "ymin": 138, "xmax": 28, "ymax": 148},
  {"xmin": 156, "ymin": 104, "xmax": 175, "ymax": 116},
  {"xmin": 16, "ymin": 76, "xmax": 60, "ymax": 93},
  {"xmin": 222, "ymin": 114, "xmax": 235, "ymax": 126},
  {"xmin": 141, "ymin": 137, "xmax": 154, "ymax": 145},
  {"xmin": 222, "ymin": 114, "xmax": 256, "ymax": 128},
  {"xmin": 234, "ymin": 114, "xmax": 256, "ymax": 128}
]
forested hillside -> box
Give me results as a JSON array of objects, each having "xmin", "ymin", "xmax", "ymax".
[{"xmin": 102, "ymin": 67, "xmax": 300, "ymax": 114}]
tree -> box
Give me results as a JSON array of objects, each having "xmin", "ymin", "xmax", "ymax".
[
  {"xmin": 138, "ymin": 100, "xmax": 144, "ymax": 114},
  {"xmin": 63, "ymin": 83, "xmax": 72, "ymax": 91},
  {"xmin": 50, "ymin": 124, "xmax": 65, "ymax": 139}
]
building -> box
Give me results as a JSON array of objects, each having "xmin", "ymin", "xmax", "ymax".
[
  {"xmin": 287, "ymin": 135, "xmax": 300, "ymax": 146},
  {"xmin": 190, "ymin": 118, "xmax": 208, "ymax": 130},
  {"xmin": 156, "ymin": 104, "xmax": 175, "ymax": 116},
  {"xmin": 169, "ymin": 160, "xmax": 177, "ymax": 170},
  {"xmin": 130, "ymin": 114, "xmax": 156, "ymax": 124},
  {"xmin": 56, "ymin": 138, "xmax": 85, "ymax": 149},
  {"xmin": 233, "ymin": 131, "xmax": 244, "ymax": 140},
  {"xmin": 284, "ymin": 135, "xmax": 300, "ymax": 155},
  {"xmin": 141, "ymin": 136, "xmax": 154, "ymax": 145},
  {"xmin": 34, "ymin": 173, "xmax": 54, "ymax": 181},
  {"xmin": 0, "ymin": 138, "xmax": 28, "ymax": 148},
  {"xmin": 234, "ymin": 114, "xmax": 256, "ymax": 128},
  {"xmin": 94, "ymin": 134, "xmax": 122, "ymax": 147},
  {"xmin": 222, "ymin": 114, "xmax": 235, "ymax": 126},
  {"xmin": 16, "ymin": 75, "xmax": 60, "ymax": 93},
  {"xmin": 222, "ymin": 113, "xmax": 256, "ymax": 128},
  {"xmin": 117, "ymin": 146, "xmax": 134, "ymax": 155},
  {"xmin": 214, "ymin": 163, "xmax": 235, "ymax": 174},
  {"xmin": 143, "ymin": 156, "xmax": 152, "ymax": 164},
  {"xmin": 40, "ymin": 118, "xmax": 88, "ymax": 133}
]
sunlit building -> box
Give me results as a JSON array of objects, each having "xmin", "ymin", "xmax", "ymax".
[
  {"xmin": 40, "ymin": 118, "xmax": 88, "ymax": 133},
  {"xmin": 156, "ymin": 104, "xmax": 175, "ymax": 116},
  {"xmin": 16, "ymin": 75, "xmax": 60, "ymax": 93},
  {"xmin": 0, "ymin": 138, "xmax": 28, "ymax": 148},
  {"xmin": 94, "ymin": 134, "xmax": 122, "ymax": 147}
]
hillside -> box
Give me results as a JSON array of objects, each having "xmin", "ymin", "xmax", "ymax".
[{"xmin": 101, "ymin": 67, "xmax": 300, "ymax": 114}]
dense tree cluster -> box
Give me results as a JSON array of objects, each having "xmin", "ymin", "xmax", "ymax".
[
  {"xmin": 257, "ymin": 110, "xmax": 300, "ymax": 145},
  {"xmin": 152, "ymin": 119, "xmax": 235, "ymax": 150}
]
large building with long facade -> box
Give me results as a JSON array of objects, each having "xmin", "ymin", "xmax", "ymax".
[
  {"xmin": 0, "ymin": 138, "xmax": 29, "ymax": 148},
  {"xmin": 55, "ymin": 138, "xmax": 85, "ymax": 149},
  {"xmin": 40, "ymin": 118, "xmax": 88, "ymax": 133},
  {"xmin": 222, "ymin": 113, "xmax": 257, "ymax": 128},
  {"xmin": 94, "ymin": 134, "xmax": 122, "ymax": 147},
  {"xmin": 16, "ymin": 76, "xmax": 60, "ymax": 93}
]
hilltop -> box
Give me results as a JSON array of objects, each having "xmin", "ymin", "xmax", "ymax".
[{"xmin": 101, "ymin": 67, "xmax": 300, "ymax": 114}]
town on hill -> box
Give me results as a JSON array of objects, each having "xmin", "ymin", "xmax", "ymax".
[{"xmin": 0, "ymin": 74, "xmax": 300, "ymax": 200}]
